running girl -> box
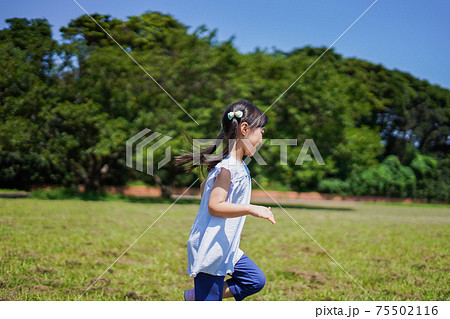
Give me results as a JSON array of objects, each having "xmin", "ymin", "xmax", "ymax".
[{"xmin": 175, "ymin": 100, "xmax": 276, "ymax": 301}]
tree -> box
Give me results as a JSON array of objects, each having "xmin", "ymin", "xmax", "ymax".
[{"xmin": 0, "ymin": 13, "xmax": 448, "ymax": 201}]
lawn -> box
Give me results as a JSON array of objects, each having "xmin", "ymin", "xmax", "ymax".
[{"xmin": 0, "ymin": 198, "xmax": 448, "ymax": 301}]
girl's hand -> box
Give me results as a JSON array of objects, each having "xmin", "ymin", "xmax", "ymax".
[{"xmin": 249, "ymin": 205, "xmax": 276, "ymax": 225}]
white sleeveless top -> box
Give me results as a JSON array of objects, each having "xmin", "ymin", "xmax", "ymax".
[{"xmin": 187, "ymin": 154, "xmax": 251, "ymax": 277}]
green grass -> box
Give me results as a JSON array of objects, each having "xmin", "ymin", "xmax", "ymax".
[{"xmin": 0, "ymin": 198, "xmax": 448, "ymax": 301}]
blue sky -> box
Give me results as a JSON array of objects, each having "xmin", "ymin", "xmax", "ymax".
[{"xmin": 1, "ymin": 0, "xmax": 449, "ymax": 89}]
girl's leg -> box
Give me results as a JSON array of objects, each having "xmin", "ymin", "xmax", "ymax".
[
  {"xmin": 225, "ymin": 254, "xmax": 266, "ymax": 301},
  {"xmin": 222, "ymin": 281, "xmax": 234, "ymax": 299},
  {"xmin": 194, "ymin": 272, "xmax": 225, "ymax": 301}
]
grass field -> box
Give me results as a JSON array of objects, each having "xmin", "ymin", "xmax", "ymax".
[{"xmin": 0, "ymin": 197, "xmax": 449, "ymax": 301}]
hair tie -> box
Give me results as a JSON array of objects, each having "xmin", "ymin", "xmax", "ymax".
[{"xmin": 227, "ymin": 110, "xmax": 243, "ymax": 120}]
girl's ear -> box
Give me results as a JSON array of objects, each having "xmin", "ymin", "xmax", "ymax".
[{"xmin": 240, "ymin": 122, "xmax": 249, "ymax": 136}]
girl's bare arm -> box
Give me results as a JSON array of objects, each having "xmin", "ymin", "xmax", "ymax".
[{"xmin": 208, "ymin": 168, "xmax": 275, "ymax": 224}]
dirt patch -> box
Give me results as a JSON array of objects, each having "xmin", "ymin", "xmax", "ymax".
[
  {"xmin": 88, "ymin": 277, "xmax": 111, "ymax": 287},
  {"xmin": 401, "ymin": 292, "xmax": 421, "ymax": 300},
  {"xmin": 123, "ymin": 291, "xmax": 150, "ymax": 300},
  {"xmin": 176, "ymin": 268, "xmax": 188, "ymax": 276},
  {"xmin": 300, "ymin": 245, "xmax": 319, "ymax": 255},
  {"xmin": 430, "ymin": 266, "xmax": 450, "ymax": 273},
  {"xmin": 411, "ymin": 264, "xmax": 428, "ymax": 271},
  {"xmin": 373, "ymin": 257, "xmax": 391, "ymax": 265},
  {"xmin": 117, "ymin": 257, "xmax": 134, "ymax": 265},
  {"xmin": 276, "ymin": 282, "xmax": 309, "ymax": 300},
  {"xmin": 424, "ymin": 255, "xmax": 436, "ymax": 262},
  {"xmin": 277, "ymin": 244, "xmax": 321, "ymax": 260},
  {"xmin": 315, "ymin": 251, "xmax": 327, "ymax": 257},
  {"xmin": 320, "ymin": 296, "xmax": 334, "ymax": 301},
  {"xmin": 78, "ymin": 286, "xmax": 118, "ymax": 297},
  {"xmin": 14, "ymin": 284, "xmax": 53, "ymax": 293},
  {"xmin": 29, "ymin": 284, "xmax": 53, "ymax": 291},
  {"xmin": 414, "ymin": 277, "xmax": 425, "ymax": 286},
  {"xmin": 33, "ymin": 266, "xmax": 57, "ymax": 274},
  {"xmin": 101, "ymin": 250, "xmax": 118, "ymax": 257},
  {"xmin": 0, "ymin": 291, "xmax": 19, "ymax": 301},
  {"xmin": 77, "ymin": 277, "xmax": 113, "ymax": 294},
  {"xmin": 99, "ymin": 184, "xmax": 447, "ymax": 204},
  {"xmin": 279, "ymin": 267, "xmax": 327, "ymax": 285},
  {"xmin": 66, "ymin": 260, "xmax": 82, "ymax": 267},
  {"xmin": 390, "ymin": 272, "xmax": 404, "ymax": 281}
]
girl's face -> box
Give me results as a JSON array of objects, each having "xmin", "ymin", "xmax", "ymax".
[{"xmin": 242, "ymin": 126, "xmax": 265, "ymax": 157}]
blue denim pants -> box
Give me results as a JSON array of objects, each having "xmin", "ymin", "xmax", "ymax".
[{"xmin": 194, "ymin": 254, "xmax": 266, "ymax": 301}]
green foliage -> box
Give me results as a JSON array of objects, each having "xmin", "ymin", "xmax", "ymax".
[
  {"xmin": 0, "ymin": 13, "xmax": 449, "ymax": 201},
  {"xmin": 412, "ymin": 155, "xmax": 449, "ymax": 202},
  {"xmin": 349, "ymin": 155, "xmax": 417, "ymax": 198},
  {"xmin": 318, "ymin": 178, "xmax": 350, "ymax": 195},
  {"xmin": 0, "ymin": 18, "xmax": 57, "ymax": 76},
  {"xmin": 410, "ymin": 153, "xmax": 437, "ymax": 178},
  {"xmin": 331, "ymin": 126, "xmax": 384, "ymax": 179}
]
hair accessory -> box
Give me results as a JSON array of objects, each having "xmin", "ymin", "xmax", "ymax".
[{"xmin": 227, "ymin": 110, "xmax": 243, "ymax": 120}]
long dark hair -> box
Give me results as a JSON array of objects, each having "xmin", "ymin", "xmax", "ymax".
[{"xmin": 175, "ymin": 100, "xmax": 268, "ymax": 174}]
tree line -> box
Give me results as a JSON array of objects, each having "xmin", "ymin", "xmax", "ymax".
[{"xmin": 0, "ymin": 12, "xmax": 448, "ymax": 202}]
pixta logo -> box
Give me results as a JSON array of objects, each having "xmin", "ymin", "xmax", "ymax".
[
  {"xmin": 126, "ymin": 129, "xmax": 172, "ymax": 176},
  {"xmin": 126, "ymin": 129, "xmax": 325, "ymax": 175}
]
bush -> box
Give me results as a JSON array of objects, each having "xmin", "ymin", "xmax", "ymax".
[
  {"xmin": 318, "ymin": 178, "xmax": 350, "ymax": 195},
  {"xmin": 29, "ymin": 187, "xmax": 113, "ymax": 201},
  {"xmin": 406, "ymin": 151, "xmax": 449, "ymax": 202},
  {"xmin": 424, "ymin": 156, "xmax": 450, "ymax": 202},
  {"xmin": 349, "ymin": 155, "xmax": 416, "ymax": 198},
  {"xmin": 30, "ymin": 187, "xmax": 82, "ymax": 200}
]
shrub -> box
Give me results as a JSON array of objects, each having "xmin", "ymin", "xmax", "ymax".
[
  {"xmin": 349, "ymin": 155, "xmax": 416, "ymax": 198},
  {"xmin": 318, "ymin": 178, "xmax": 350, "ymax": 195}
]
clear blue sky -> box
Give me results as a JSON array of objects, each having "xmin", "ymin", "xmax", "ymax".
[{"xmin": 1, "ymin": 0, "xmax": 449, "ymax": 89}]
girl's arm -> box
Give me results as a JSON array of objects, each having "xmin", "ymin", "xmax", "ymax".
[{"xmin": 208, "ymin": 168, "xmax": 275, "ymax": 224}]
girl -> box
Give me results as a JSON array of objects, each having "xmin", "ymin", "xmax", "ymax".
[{"xmin": 175, "ymin": 100, "xmax": 276, "ymax": 301}]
